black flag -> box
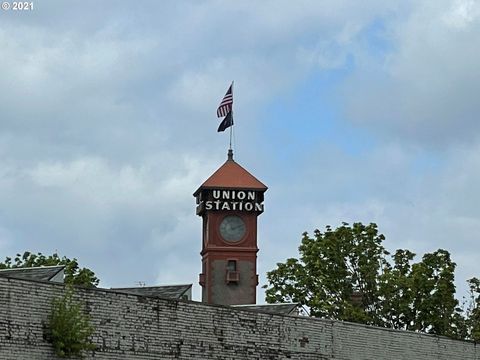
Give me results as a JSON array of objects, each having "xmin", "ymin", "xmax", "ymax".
[{"xmin": 217, "ymin": 111, "xmax": 233, "ymax": 132}]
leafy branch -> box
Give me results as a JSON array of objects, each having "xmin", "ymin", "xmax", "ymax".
[{"xmin": 46, "ymin": 287, "xmax": 96, "ymax": 358}]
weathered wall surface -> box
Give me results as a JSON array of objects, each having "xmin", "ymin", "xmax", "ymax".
[
  {"xmin": 211, "ymin": 259, "xmax": 256, "ymax": 305},
  {"xmin": 0, "ymin": 276, "xmax": 478, "ymax": 360}
]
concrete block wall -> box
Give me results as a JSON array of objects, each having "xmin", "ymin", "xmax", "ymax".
[{"xmin": 0, "ymin": 276, "xmax": 478, "ymax": 360}]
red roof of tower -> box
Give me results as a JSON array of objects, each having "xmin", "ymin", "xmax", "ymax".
[{"xmin": 193, "ymin": 150, "xmax": 267, "ymax": 196}]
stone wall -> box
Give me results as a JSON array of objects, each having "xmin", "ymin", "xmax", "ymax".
[
  {"xmin": 211, "ymin": 259, "xmax": 256, "ymax": 305},
  {"xmin": 0, "ymin": 276, "xmax": 478, "ymax": 360}
]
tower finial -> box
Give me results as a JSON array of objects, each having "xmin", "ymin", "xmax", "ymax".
[{"xmin": 227, "ymin": 149, "xmax": 234, "ymax": 161}]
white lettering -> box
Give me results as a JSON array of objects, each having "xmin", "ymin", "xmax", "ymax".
[
  {"xmin": 207, "ymin": 190, "xmax": 264, "ymax": 212},
  {"xmin": 221, "ymin": 202, "xmax": 231, "ymax": 210}
]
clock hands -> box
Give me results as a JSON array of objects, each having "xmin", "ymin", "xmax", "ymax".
[{"xmin": 220, "ymin": 216, "xmax": 246, "ymax": 242}]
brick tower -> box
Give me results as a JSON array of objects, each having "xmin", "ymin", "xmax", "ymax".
[{"xmin": 194, "ymin": 150, "xmax": 267, "ymax": 305}]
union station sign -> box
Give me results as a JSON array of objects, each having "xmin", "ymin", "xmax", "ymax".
[{"xmin": 195, "ymin": 189, "xmax": 265, "ymax": 214}]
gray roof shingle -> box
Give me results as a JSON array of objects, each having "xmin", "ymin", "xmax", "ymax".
[
  {"xmin": 233, "ymin": 303, "xmax": 300, "ymax": 315},
  {"xmin": 111, "ymin": 284, "xmax": 192, "ymax": 300},
  {"xmin": 0, "ymin": 265, "xmax": 65, "ymax": 282}
]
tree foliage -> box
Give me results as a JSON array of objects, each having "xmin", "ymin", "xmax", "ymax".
[
  {"xmin": 47, "ymin": 287, "xmax": 95, "ymax": 358},
  {"xmin": 0, "ymin": 251, "xmax": 99, "ymax": 287},
  {"xmin": 463, "ymin": 278, "xmax": 480, "ymax": 340},
  {"xmin": 264, "ymin": 222, "xmax": 480, "ymax": 340}
]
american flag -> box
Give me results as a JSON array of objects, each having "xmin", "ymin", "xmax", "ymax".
[{"xmin": 216, "ymin": 84, "xmax": 233, "ymax": 118}]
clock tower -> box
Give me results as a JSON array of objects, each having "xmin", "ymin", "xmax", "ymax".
[{"xmin": 194, "ymin": 150, "xmax": 267, "ymax": 305}]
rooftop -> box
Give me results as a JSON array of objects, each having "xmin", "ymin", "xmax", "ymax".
[
  {"xmin": 111, "ymin": 284, "xmax": 192, "ymax": 300},
  {"xmin": 194, "ymin": 150, "xmax": 267, "ymax": 195},
  {"xmin": 233, "ymin": 303, "xmax": 300, "ymax": 315},
  {"xmin": 0, "ymin": 265, "xmax": 65, "ymax": 282}
]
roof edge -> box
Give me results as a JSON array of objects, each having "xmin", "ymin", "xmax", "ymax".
[
  {"xmin": 193, "ymin": 184, "xmax": 268, "ymax": 197},
  {"xmin": 0, "ymin": 265, "xmax": 66, "ymax": 272},
  {"xmin": 111, "ymin": 284, "xmax": 192, "ymax": 290},
  {"xmin": 232, "ymin": 302, "xmax": 300, "ymax": 307}
]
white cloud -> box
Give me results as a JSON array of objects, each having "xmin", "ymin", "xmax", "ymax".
[
  {"xmin": 257, "ymin": 137, "xmax": 480, "ymax": 299},
  {"xmin": 1, "ymin": 1, "xmax": 478, "ymax": 303},
  {"xmin": 0, "ymin": 153, "xmax": 216, "ymax": 288},
  {"xmin": 443, "ymin": 0, "xmax": 480, "ymax": 29},
  {"xmin": 342, "ymin": 1, "xmax": 480, "ymax": 148}
]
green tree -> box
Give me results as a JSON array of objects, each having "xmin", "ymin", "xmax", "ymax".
[
  {"xmin": 463, "ymin": 277, "xmax": 480, "ymax": 341},
  {"xmin": 264, "ymin": 222, "xmax": 473, "ymax": 339},
  {"xmin": 48, "ymin": 287, "xmax": 96, "ymax": 358},
  {"xmin": 377, "ymin": 249, "xmax": 416, "ymax": 330},
  {"xmin": 378, "ymin": 249, "xmax": 462, "ymax": 337},
  {"xmin": 264, "ymin": 223, "xmax": 388, "ymax": 324},
  {"xmin": 0, "ymin": 251, "xmax": 99, "ymax": 287}
]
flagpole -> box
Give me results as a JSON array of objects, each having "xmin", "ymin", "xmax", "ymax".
[{"xmin": 229, "ymin": 80, "xmax": 234, "ymax": 151}]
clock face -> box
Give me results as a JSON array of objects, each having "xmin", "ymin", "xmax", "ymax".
[{"xmin": 219, "ymin": 216, "xmax": 246, "ymax": 242}]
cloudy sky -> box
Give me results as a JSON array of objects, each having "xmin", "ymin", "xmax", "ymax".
[{"xmin": 1, "ymin": 0, "xmax": 479, "ymax": 302}]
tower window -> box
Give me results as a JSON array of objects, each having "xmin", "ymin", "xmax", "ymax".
[
  {"xmin": 226, "ymin": 260, "xmax": 240, "ymax": 284},
  {"xmin": 227, "ymin": 260, "xmax": 237, "ymax": 271}
]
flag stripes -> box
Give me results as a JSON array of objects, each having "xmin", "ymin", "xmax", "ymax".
[{"xmin": 216, "ymin": 85, "xmax": 233, "ymax": 117}]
